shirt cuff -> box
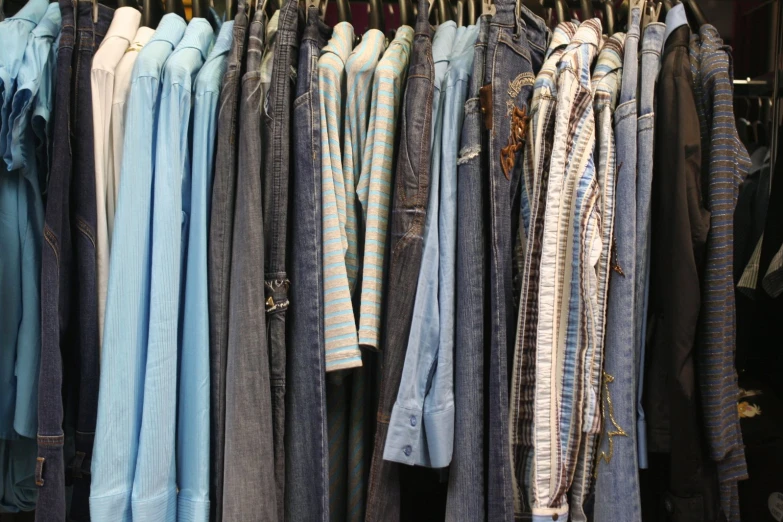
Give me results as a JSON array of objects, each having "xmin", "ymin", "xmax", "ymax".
[
  {"xmin": 382, "ymin": 402, "xmax": 455, "ymax": 468},
  {"xmin": 131, "ymin": 487, "xmax": 177, "ymax": 521},
  {"xmin": 177, "ymin": 494, "xmax": 210, "ymax": 522},
  {"xmin": 90, "ymin": 491, "xmax": 133, "ymax": 522}
]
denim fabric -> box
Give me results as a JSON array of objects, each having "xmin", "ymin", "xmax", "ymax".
[
  {"xmin": 285, "ymin": 9, "xmax": 330, "ymax": 522},
  {"xmin": 364, "ymin": 1, "xmax": 433, "ymax": 519},
  {"xmin": 90, "ymin": 14, "xmax": 186, "ymax": 522},
  {"xmin": 593, "ymin": 7, "xmax": 642, "ymax": 522},
  {"xmin": 259, "ymin": 10, "xmax": 279, "ymax": 112},
  {"xmin": 634, "ymin": 22, "xmax": 665, "ymax": 472},
  {"xmin": 34, "ymin": 1, "xmax": 74, "ymax": 517},
  {"xmin": 0, "ymin": 0, "xmax": 49, "ymax": 443},
  {"xmin": 221, "ymin": 10, "xmax": 277, "ymax": 522},
  {"xmin": 207, "ymin": 3, "xmax": 248, "ymax": 519},
  {"xmin": 444, "ymin": 17, "xmax": 489, "ymax": 522},
  {"xmin": 384, "ymin": 22, "xmax": 456, "ymax": 469},
  {"xmin": 36, "ymin": 3, "xmax": 111, "ymax": 520},
  {"xmin": 177, "ymin": 22, "xmax": 233, "ymax": 522},
  {"xmin": 483, "ymin": 4, "xmax": 547, "ymax": 521}
]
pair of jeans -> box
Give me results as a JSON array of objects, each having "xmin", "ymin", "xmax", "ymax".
[
  {"xmin": 635, "ymin": 21, "xmax": 665, "ymax": 471},
  {"xmin": 285, "ymin": 8, "xmax": 330, "ymax": 522},
  {"xmin": 207, "ymin": 2, "xmax": 248, "ymax": 519},
  {"xmin": 221, "ymin": 8, "xmax": 278, "ymax": 522},
  {"xmin": 483, "ymin": 4, "xmax": 547, "ymax": 521},
  {"xmin": 364, "ymin": 1, "xmax": 433, "ymax": 520},
  {"xmin": 444, "ymin": 15, "xmax": 490, "ymax": 522},
  {"xmin": 262, "ymin": 0, "xmax": 300, "ymax": 517},
  {"xmin": 593, "ymin": 6, "xmax": 642, "ymax": 522},
  {"xmin": 37, "ymin": 1, "xmax": 111, "ymax": 520}
]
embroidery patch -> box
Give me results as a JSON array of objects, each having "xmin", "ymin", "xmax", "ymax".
[
  {"xmin": 500, "ymin": 105, "xmax": 529, "ymax": 179},
  {"xmin": 595, "ymin": 371, "xmax": 628, "ymax": 476},
  {"xmin": 508, "ymin": 72, "xmax": 535, "ymax": 99},
  {"xmin": 738, "ymin": 401, "xmax": 762, "ymax": 418}
]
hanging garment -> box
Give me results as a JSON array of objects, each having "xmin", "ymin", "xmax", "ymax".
[
  {"xmin": 510, "ymin": 21, "xmax": 577, "ymax": 518},
  {"xmin": 285, "ymin": 7, "xmax": 331, "ymax": 521},
  {"xmin": 90, "ymin": 14, "xmax": 187, "ymax": 520},
  {"xmin": 38, "ymin": 1, "xmax": 113, "ymax": 519},
  {"xmin": 91, "ymin": 6, "xmax": 141, "ymax": 353},
  {"xmin": 593, "ymin": 6, "xmax": 643, "ymax": 521},
  {"xmin": 177, "ymin": 21, "xmax": 233, "ymax": 522},
  {"xmin": 208, "ymin": 1, "xmax": 249, "ymax": 519},
  {"xmin": 444, "ymin": 14, "xmax": 490, "ymax": 522},
  {"xmin": 221, "ymin": 8, "xmax": 277, "ymax": 522},
  {"xmin": 364, "ymin": 1, "xmax": 433, "ymax": 520}
]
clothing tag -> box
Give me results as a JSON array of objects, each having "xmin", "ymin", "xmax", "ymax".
[
  {"xmin": 479, "ymin": 84, "xmax": 493, "ymax": 130},
  {"xmin": 769, "ymin": 492, "xmax": 783, "ymax": 522},
  {"xmin": 481, "ymin": 0, "xmax": 495, "ymax": 16}
]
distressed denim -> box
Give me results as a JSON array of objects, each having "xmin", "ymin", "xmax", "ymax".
[
  {"xmin": 483, "ymin": 4, "xmax": 547, "ymax": 521},
  {"xmin": 444, "ymin": 18, "xmax": 487, "ymax": 522},
  {"xmin": 207, "ymin": 2, "xmax": 248, "ymax": 519},
  {"xmin": 38, "ymin": 3, "xmax": 112, "ymax": 520},
  {"xmin": 262, "ymin": 1, "xmax": 300, "ymax": 516},
  {"xmin": 593, "ymin": 7, "xmax": 643, "ymax": 522},
  {"xmin": 364, "ymin": 1, "xmax": 433, "ymax": 519},
  {"xmin": 634, "ymin": 22, "xmax": 665, "ymax": 472},
  {"xmin": 221, "ymin": 9, "xmax": 278, "ymax": 522},
  {"xmin": 285, "ymin": 9, "xmax": 330, "ymax": 522}
]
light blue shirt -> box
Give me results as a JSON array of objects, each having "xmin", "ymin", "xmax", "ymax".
[
  {"xmin": 0, "ymin": 0, "xmax": 47, "ymax": 161},
  {"xmin": 384, "ymin": 21, "xmax": 459, "ymax": 469},
  {"xmin": 133, "ymin": 18, "xmax": 214, "ymax": 522},
  {"xmin": 177, "ymin": 20, "xmax": 231, "ymax": 522},
  {"xmin": 90, "ymin": 14, "xmax": 187, "ymax": 522},
  {"xmin": 0, "ymin": 3, "xmax": 59, "ymax": 513}
]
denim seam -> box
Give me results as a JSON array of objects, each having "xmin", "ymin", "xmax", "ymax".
[
  {"xmin": 44, "ymin": 225, "xmax": 60, "ymax": 265},
  {"xmin": 75, "ymin": 216, "xmax": 96, "ymax": 248}
]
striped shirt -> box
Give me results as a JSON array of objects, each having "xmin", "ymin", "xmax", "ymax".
[
  {"xmin": 355, "ymin": 26, "xmax": 414, "ymax": 350},
  {"xmin": 531, "ymin": 19, "xmax": 601, "ymax": 520},
  {"xmin": 510, "ymin": 21, "xmax": 577, "ymax": 516},
  {"xmin": 689, "ymin": 26, "xmax": 749, "ymax": 522},
  {"xmin": 319, "ymin": 23, "xmax": 359, "ymax": 372}
]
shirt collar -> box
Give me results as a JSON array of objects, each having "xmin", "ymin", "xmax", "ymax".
[
  {"xmin": 208, "ymin": 19, "xmax": 233, "ymax": 59},
  {"xmin": 31, "ymin": 2, "xmax": 61, "ymax": 40},
  {"xmin": 569, "ymin": 18, "xmax": 602, "ymax": 50},
  {"xmin": 174, "ymin": 18, "xmax": 215, "ymax": 61},
  {"xmin": 545, "ymin": 21, "xmax": 577, "ymax": 61},
  {"xmin": 148, "ymin": 13, "xmax": 188, "ymax": 49},
  {"xmin": 127, "ymin": 26, "xmax": 155, "ymax": 53},
  {"xmin": 664, "ymin": 3, "xmax": 688, "ymax": 46},
  {"xmin": 321, "ymin": 22, "xmax": 354, "ymax": 65},
  {"xmin": 99, "ymin": 7, "xmax": 141, "ymax": 50},
  {"xmin": 433, "ymin": 20, "xmax": 457, "ymax": 64}
]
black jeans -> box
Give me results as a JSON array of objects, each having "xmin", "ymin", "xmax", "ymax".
[
  {"xmin": 364, "ymin": 2, "xmax": 433, "ymax": 521},
  {"xmin": 208, "ymin": 2, "xmax": 249, "ymax": 520},
  {"xmin": 37, "ymin": 2, "xmax": 111, "ymax": 521}
]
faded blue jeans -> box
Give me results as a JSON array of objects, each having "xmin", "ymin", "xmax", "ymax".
[
  {"xmin": 634, "ymin": 21, "xmax": 665, "ymax": 472},
  {"xmin": 593, "ymin": 6, "xmax": 643, "ymax": 522},
  {"xmin": 483, "ymin": 4, "xmax": 547, "ymax": 521}
]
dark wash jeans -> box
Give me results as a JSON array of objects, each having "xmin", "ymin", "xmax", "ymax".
[
  {"xmin": 444, "ymin": 15, "xmax": 491, "ymax": 522},
  {"xmin": 262, "ymin": 0, "xmax": 300, "ymax": 518},
  {"xmin": 37, "ymin": 2, "xmax": 111, "ymax": 520},
  {"xmin": 208, "ymin": 2, "xmax": 248, "ymax": 520},
  {"xmin": 285, "ymin": 9, "xmax": 330, "ymax": 522},
  {"xmin": 221, "ymin": 9, "xmax": 279, "ymax": 522},
  {"xmin": 483, "ymin": 5, "xmax": 547, "ymax": 521},
  {"xmin": 364, "ymin": 1, "xmax": 434, "ymax": 520}
]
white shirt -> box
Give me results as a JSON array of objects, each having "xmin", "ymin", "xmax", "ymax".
[{"xmin": 91, "ymin": 6, "xmax": 141, "ymax": 352}]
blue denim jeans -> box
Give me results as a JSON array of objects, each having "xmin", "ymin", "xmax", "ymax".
[
  {"xmin": 483, "ymin": 4, "xmax": 547, "ymax": 521},
  {"xmin": 635, "ymin": 21, "xmax": 665, "ymax": 472},
  {"xmin": 593, "ymin": 7, "xmax": 642, "ymax": 522},
  {"xmin": 37, "ymin": 2, "xmax": 111, "ymax": 520},
  {"xmin": 262, "ymin": 1, "xmax": 300, "ymax": 516},
  {"xmin": 364, "ymin": 1, "xmax": 433, "ymax": 520},
  {"xmin": 285, "ymin": 9, "xmax": 330, "ymax": 522},
  {"xmin": 444, "ymin": 15, "xmax": 490, "ymax": 522},
  {"xmin": 208, "ymin": 2, "xmax": 248, "ymax": 519}
]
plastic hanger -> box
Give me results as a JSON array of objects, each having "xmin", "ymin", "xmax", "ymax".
[
  {"xmin": 553, "ymin": 0, "xmax": 566, "ymax": 24},
  {"xmin": 465, "ymin": 0, "xmax": 475, "ymax": 24},
  {"xmin": 579, "ymin": 0, "xmax": 593, "ymax": 19},
  {"xmin": 683, "ymin": 0, "xmax": 707, "ymax": 27},
  {"xmin": 600, "ymin": 0, "xmax": 614, "ymax": 34},
  {"xmin": 481, "ymin": 0, "xmax": 495, "ymax": 18},
  {"xmin": 368, "ymin": 0, "xmax": 384, "ymax": 30},
  {"xmin": 165, "ymin": 0, "xmax": 185, "ymax": 18},
  {"xmin": 453, "ymin": 0, "xmax": 465, "ymax": 26}
]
